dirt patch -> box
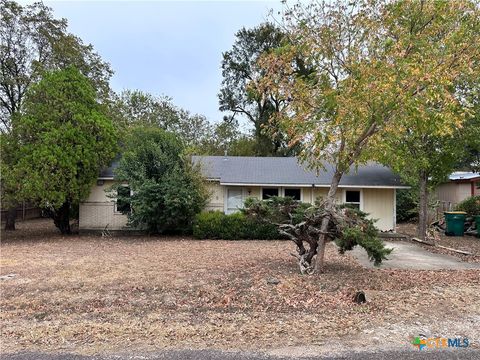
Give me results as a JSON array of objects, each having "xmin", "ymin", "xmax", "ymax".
[
  {"xmin": 397, "ymin": 222, "xmax": 480, "ymax": 263},
  {"xmin": 1, "ymin": 219, "xmax": 479, "ymax": 355}
]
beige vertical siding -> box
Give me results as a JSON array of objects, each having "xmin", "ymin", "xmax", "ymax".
[
  {"xmin": 435, "ymin": 182, "xmax": 472, "ymax": 205},
  {"xmin": 302, "ymin": 187, "xmax": 313, "ymax": 203},
  {"xmin": 362, "ymin": 188, "xmax": 395, "ymax": 231},
  {"xmin": 244, "ymin": 186, "xmax": 261, "ymax": 199},
  {"xmin": 314, "ymin": 187, "xmax": 394, "ymax": 231},
  {"xmin": 313, "ymin": 188, "xmax": 343, "ymax": 203},
  {"xmin": 204, "ymin": 184, "xmax": 395, "ymax": 231},
  {"xmin": 79, "ymin": 180, "xmax": 128, "ymax": 230},
  {"xmin": 79, "ymin": 180, "xmax": 397, "ymax": 232},
  {"xmin": 205, "ymin": 182, "xmax": 224, "ymax": 212},
  {"xmin": 435, "ymin": 183, "xmax": 456, "ymax": 204},
  {"xmin": 457, "ymin": 183, "xmax": 473, "ymax": 201},
  {"xmin": 313, "ymin": 188, "xmax": 328, "ymax": 201}
]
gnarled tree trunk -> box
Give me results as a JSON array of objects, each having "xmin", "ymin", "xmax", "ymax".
[
  {"xmin": 315, "ymin": 170, "xmax": 343, "ymax": 272},
  {"xmin": 4, "ymin": 206, "xmax": 17, "ymax": 231},
  {"xmin": 245, "ymin": 181, "xmax": 390, "ymax": 274}
]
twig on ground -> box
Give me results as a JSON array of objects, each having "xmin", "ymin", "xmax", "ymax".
[
  {"xmin": 412, "ymin": 237, "xmax": 434, "ymax": 246},
  {"xmin": 412, "ymin": 237, "xmax": 473, "ymax": 255},
  {"xmin": 436, "ymin": 245, "xmax": 472, "ymax": 256}
]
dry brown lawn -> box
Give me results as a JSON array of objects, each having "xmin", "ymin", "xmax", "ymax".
[{"xmin": 1, "ymin": 219, "xmax": 480, "ymax": 355}]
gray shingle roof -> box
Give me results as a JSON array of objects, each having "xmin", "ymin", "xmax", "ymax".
[
  {"xmin": 192, "ymin": 156, "xmax": 407, "ymax": 188},
  {"xmin": 99, "ymin": 156, "xmax": 407, "ymax": 188}
]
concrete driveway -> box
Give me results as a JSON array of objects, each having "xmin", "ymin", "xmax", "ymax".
[{"xmin": 351, "ymin": 241, "xmax": 480, "ymax": 270}]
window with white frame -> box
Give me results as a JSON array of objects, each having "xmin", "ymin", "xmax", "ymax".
[
  {"xmin": 284, "ymin": 188, "xmax": 301, "ymax": 201},
  {"xmin": 226, "ymin": 188, "xmax": 243, "ymax": 214},
  {"xmin": 345, "ymin": 190, "xmax": 361, "ymax": 209},
  {"xmin": 262, "ymin": 188, "xmax": 279, "ymax": 199}
]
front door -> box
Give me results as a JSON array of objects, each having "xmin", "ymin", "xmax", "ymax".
[{"xmin": 226, "ymin": 188, "xmax": 243, "ymax": 214}]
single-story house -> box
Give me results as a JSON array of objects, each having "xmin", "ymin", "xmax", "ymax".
[
  {"xmin": 79, "ymin": 156, "xmax": 408, "ymax": 233},
  {"xmin": 435, "ymin": 172, "xmax": 480, "ymax": 209}
]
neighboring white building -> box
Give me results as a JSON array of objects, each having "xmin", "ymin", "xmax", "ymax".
[
  {"xmin": 79, "ymin": 156, "xmax": 409, "ymax": 232},
  {"xmin": 435, "ymin": 172, "xmax": 480, "ymax": 209}
]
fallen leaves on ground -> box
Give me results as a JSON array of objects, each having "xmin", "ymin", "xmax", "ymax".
[
  {"xmin": 397, "ymin": 222, "xmax": 480, "ymax": 262},
  {"xmin": 1, "ymin": 219, "xmax": 479, "ymax": 355}
]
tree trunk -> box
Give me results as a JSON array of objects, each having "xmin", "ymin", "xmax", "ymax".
[
  {"xmin": 315, "ymin": 170, "xmax": 343, "ymax": 272},
  {"xmin": 52, "ymin": 200, "xmax": 71, "ymax": 235},
  {"xmin": 418, "ymin": 171, "xmax": 429, "ymax": 241},
  {"xmin": 4, "ymin": 206, "xmax": 17, "ymax": 231}
]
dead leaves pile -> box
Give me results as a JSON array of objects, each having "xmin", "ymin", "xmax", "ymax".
[{"xmin": 1, "ymin": 219, "xmax": 479, "ymax": 354}]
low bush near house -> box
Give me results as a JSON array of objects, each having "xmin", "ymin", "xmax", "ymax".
[
  {"xmin": 193, "ymin": 211, "xmax": 280, "ymax": 240},
  {"xmin": 456, "ymin": 195, "xmax": 480, "ymax": 216}
]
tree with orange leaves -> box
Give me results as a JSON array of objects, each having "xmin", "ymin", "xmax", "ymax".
[{"xmin": 257, "ymin": 0, "xmax": 480, "ymax": 271}]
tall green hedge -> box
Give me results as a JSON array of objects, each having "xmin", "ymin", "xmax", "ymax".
[{"xmin": 192, "ymin": 211, "xmax": 281, "ymax": 240}]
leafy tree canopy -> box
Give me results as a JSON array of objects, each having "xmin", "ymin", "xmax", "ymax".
[
  {"xmin": 113, "ymin": 127, "xmax": 209, "ymax": 234},
  {"xmin": 195, "ymin": 119, "xmax": 257, "ymax": 156},
  {"xmin": 373, "ymin": 22, "xmax": 480, "ymax": 239},
  {"xmin": 0, "ymin": 0, "xmax": 112, "ymax": 133},
  {"xmin": 0, "ymin": 130, "xmax": 20, "ymax": 208},
  {"xmin": 109, "ymin": 90, "xmax": 214, "ymax": 152},
  {"xmin": 256, "ymin": 0, "xmax": 480, "ymax": 269},
  {"xmin": 259, "ymin": 0, "xmax": 480, "ymax": 174},
  {"xmin": 219, "ymin": 22, "xmax": 303, "ymax": 156},
  {"xmin": 452, "ymin": 81, "xmax": 480, "ymax": 173},
  {"xmin": 12, "ymin": 67, "xmax": 118, "ymax": 233},
  {"xmin": 110, "ymin": 89, "xmax": 258, "ymax": 156}
]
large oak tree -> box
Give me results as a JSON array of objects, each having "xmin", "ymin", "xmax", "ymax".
[
  {"xmin": 258, "ymin": 0, "xmax": 480, "ymax": 271},
  {"xmin": 219, "ymin": 23, "xmax": 301, "ymax": 156}
]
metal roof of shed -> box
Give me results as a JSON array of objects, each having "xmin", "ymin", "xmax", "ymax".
[{"xmin": 449, "ymin": 172, "xmax": 480, "ymax": 181}]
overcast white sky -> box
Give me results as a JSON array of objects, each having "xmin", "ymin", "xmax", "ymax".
[{"xmin": 32, "ymin": 1, "xmax": 285, "ymax": 125}]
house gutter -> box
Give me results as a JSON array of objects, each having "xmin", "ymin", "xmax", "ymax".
[
  {"xmin": 217, "ymin": 182, "xmax": 410, "ymax": 189},
  {"xmin": 97, "ymin": 176, "xmax": 410, "ymax": 190}
]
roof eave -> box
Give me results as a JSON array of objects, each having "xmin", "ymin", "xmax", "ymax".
[
  {"xmin": 218, "ymin": 181, "xmax": 410, "ymax": 189},
  {"xmin": 450, "ymin": 177, "xmax": 480, "ymax": 183}
]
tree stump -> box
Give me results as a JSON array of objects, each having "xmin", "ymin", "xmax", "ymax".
[{"xmin": 353, "ymin": 291, "xmax": 366, "ymax": 304}]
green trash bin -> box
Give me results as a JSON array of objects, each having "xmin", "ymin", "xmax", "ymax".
[
  {"xmin": 475, "ymin": 215, "xmax": 480, "ymax": 238},
  {"xmin": 444, "ymin": 211, "xmax": 467, "ymax": 236}
]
